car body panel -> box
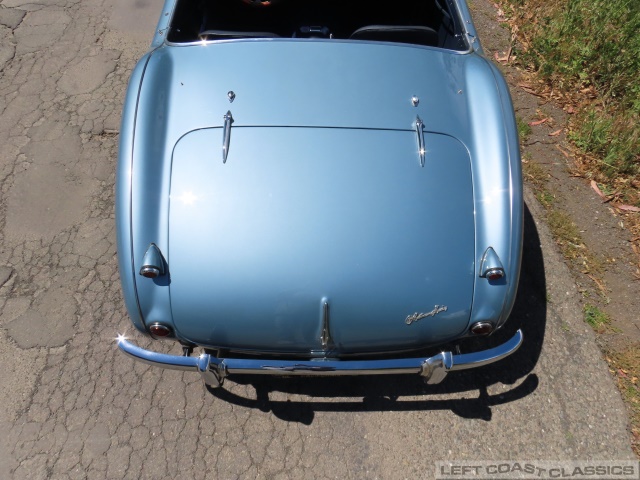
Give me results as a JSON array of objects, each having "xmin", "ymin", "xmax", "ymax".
[
  {"xmin": 116, "ymin": 51, "xmax": 152, "ymax": 333},
  {"xmin": 116, "ymin": 0, "xmax": 523, "ymax": 383},
  {"xmin": 168, "ymin": 127, "xmax": 474, "ymax": 352},
  {"xmin": 135, "ymin": 40, "xmax": 472, "ymax": 132}
]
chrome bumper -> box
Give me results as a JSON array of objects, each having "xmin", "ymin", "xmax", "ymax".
[{"xmin": 117, "ymin": 329, "xmax": 523, "ymax": 387}]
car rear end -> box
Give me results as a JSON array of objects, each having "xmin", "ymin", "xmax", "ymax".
[{"xmin": 116, "ymin": 0, "xmax": 523, "ymax": 386}]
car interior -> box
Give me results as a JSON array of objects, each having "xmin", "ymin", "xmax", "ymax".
[{"xmin": 167, "ymin": 0, "xmax": 469, "ymax": 51}]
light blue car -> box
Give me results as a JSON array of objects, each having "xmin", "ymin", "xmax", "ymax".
[{"xmin": 116, "ymin": 0, "xmax": 524, "ymax": 388}]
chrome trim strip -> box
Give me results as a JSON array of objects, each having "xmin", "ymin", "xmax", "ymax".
[
  {"xmin": 320, "ymin": 299, "xmax": 332, "ymax": 350},
  {"xmin": 117, "ymin": 330, "xmax": 523, "ymax": 387},
  {"xmin": 162, "ymin": 38, "xmax": 475, "ymax": 55}
]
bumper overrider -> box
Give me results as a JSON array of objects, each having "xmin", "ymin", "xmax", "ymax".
[{"xmin": 116, "ymin": 329, "xmax": 523, "ymax": 387}]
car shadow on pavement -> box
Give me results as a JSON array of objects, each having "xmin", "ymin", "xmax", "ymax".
[{"xmin": 207, "ymin": 203, "xmax": 547, "ymax": 424}]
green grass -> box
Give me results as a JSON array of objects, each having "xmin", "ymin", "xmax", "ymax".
[
  {"xmin": 583, "ymin": 304, "xmax": 611, "ymax": 333},
  {"xmin": 522, "ymin": 159, "xmax": 546, "ymax": 188},
  {"xmin": 503, "ymin": 0, "xmax": 640, "ymax": 203},
  {"xmin": 517, "ymin": 116, "xmax": 532, "ymax": 143},
  {"xmin": 537, "ymin": 191, "xmax": 554, "ymax": 208},
  {"xmin": 502, "ymin": 1, "xmax": 640, "ymax": 449}
]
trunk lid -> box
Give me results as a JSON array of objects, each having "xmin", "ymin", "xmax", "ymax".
[{"xmin": 168, "ymin": 126, "xmax": 474, "ymax": 354}]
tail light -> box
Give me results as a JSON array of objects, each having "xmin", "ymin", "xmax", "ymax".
[
  {"xmin": 470, "ymin": 322, "xmax": 494, "ymax": 336},
  {"xmin": 139, "ymin": 243, "xmax": 165, "ymax": 279},
  {"xmin": 480, "ymin": 247, "xmax": 505, "ymax": 281},
  {"xmin": 485, "ymin": 268, "xmax": 505, "ymax": 281},
  {"xmin": 149, "ymin": 323, "xmax": 173, "ymax": 338}
]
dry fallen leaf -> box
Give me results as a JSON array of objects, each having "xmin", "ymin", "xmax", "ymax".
[
  {"xmin": 556, "ymin": 145, "xmax": 570, "ymax": 158},
  {"xmin": 613, "ymin": 203, "xmax": 640, "ymax": 213},
  {"xmin": 518, "ymin": 85, "xmax": 546, "ymax": 98},
  {"xmin": 591, "ymin": 180, "xmax": 606, "ymax": 199},
  {"xmin": 586, "ymin": 273, "xmax": 608, "ymax": 294},
  {"xmin": 493, "ymin": 51, "xmax": 511, "ymax": 64},
  {"xmin": 549, "ymin": 129, "xmax": 563, "ymax": 136},
  {"xmin": 529, "ymin": 118, "xmax": 549, "ymax": 126}
]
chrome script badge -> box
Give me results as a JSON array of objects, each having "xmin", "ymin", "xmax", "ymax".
[{"xmin": 405, "ymin": 305, "xmax": 448, "ymax": 325}]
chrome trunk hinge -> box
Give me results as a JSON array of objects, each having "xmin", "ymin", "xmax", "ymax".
[
  {"xmin": 222, "ymin": 110, "xmax": 234, "ymax": 163},
  {"xmin": 415, "ymin": 115, "xmax": 426, "ymax": 167}
]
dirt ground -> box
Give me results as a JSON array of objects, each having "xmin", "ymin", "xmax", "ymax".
[
  {"xmin": 471, "ymin": 0, "xmax": 640, "ymax": 351},
  {"xmin": 472, "ymin": 0, "xmax": 640, "ymax": 454}
]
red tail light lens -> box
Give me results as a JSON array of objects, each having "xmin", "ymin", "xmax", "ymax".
[
  {"xmin": 149, "ymin": 323, "xmax": 172, "ymax": 337},
  {"xmin": 485, "ymin": 268, "xmax": 505, "ymax": 281},
  {"xmin": 140, "ymin": 266, "xmax": 161, "ymax": 279},
  {"xmin": 470, "ymin": 322, "xmax": 494, "ymax": 336}
]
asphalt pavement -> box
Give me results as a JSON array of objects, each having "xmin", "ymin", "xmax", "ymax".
[{"xmin": 0, "ymin": 0, "xmax": 635, "ymax": 478}]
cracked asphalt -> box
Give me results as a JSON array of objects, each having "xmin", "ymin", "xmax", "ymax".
[{"xmin": 0, "ymin": 0, "xmax": 636, "ymax": 478}]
